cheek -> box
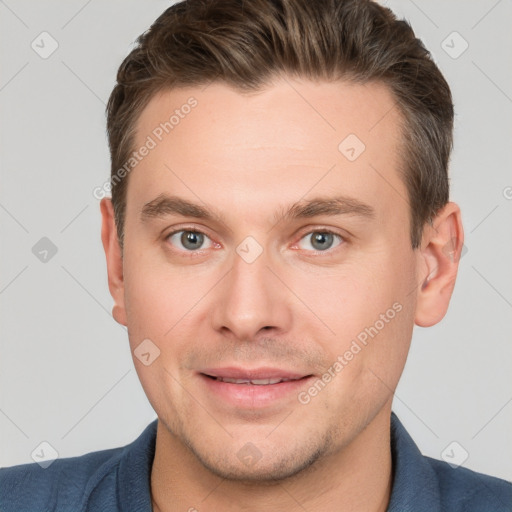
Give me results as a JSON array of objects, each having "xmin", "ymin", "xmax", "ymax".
[
  {"xmin": 123, "ymin": 252, "xmax": 205, "ymax": 338},
  {"xmin": 298, "ymin": 250, "xmax": 416, "ymax": 374},
  {"xmin": 301, "ymin": 260, "xmax": 409, "ymax": 332},
  {"xmin": 122, "ymin": 257, "xmax": 201, "ymax": 415},
  {"xmin": 123, "ymin": 270, "xmax": 169, "ymax": 343}
]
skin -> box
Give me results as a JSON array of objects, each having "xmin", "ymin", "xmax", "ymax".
[{"xmin": 100, "ymin": 78, "xmax": 464, "ymax": 511}]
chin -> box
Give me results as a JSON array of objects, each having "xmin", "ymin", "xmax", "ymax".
[{"xmin": 183, "ymin": 431, "xmax": 333, "ymax": 484}]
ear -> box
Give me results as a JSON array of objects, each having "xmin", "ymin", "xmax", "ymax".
[
  {"xmin": 414, "ymin": 202, "xmax": 464, "ymax": 327},
  {"xmin": 100, "ymin": 198, "xmax": 127, "ymax": 326}
]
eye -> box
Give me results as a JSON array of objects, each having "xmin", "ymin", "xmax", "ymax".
[
  {"xmin": 297, "ymin": 231, "xmax": 343, "ymax": 252},
  {"xmin": 167, "ymin": 230, "xmax": 213, "ymax": 251}
]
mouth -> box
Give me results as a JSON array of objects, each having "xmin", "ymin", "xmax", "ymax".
[
  {"xmin": 200, "ymin": 366, "xmax": 311, "ymax": 383},
  {"xmin": 198, "ymin": 367, "xmax": 314, "ymax": 408},
  {"xmin": 205, "ymin": 376, "xmax": 303, "ymax": 385},
  {"xmin": 203, "ymin": 373, "xmax": 308, "ymax": 386}
]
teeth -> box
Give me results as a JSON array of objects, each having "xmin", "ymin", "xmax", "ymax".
[
  {"xmin": 251, "ymin": 378, "xmax": 283, "ymax": 385},
  {"xmin": 215, "ymin": 377, "xmax": 293, "ymax": 385},
  {"xmin": 218, "ymin": 378, "xmax": 251, "ymax": 384}
]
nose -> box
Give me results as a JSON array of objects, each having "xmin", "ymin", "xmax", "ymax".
[{"xmin": 210, "ymin": 243, "xmax": 293, "ymax": 342}]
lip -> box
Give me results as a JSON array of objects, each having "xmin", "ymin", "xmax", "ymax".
[
  {"xmin": 198, "ymin": 367, "xmax": 313, "ymax": 409},
  {"xmin": 200, "ymin": 366, "xmax": 308, "ymax": 380}
]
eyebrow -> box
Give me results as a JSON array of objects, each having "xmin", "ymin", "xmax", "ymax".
[
  {"xmin": 141, "ymin": 195, "xmax": 221, "ymax": 222},
  {"xmin": 278, "ymin": 196, "xmax": 375, "ymax": 222},
  {"xmin": 140, "ymin": 193, "xmax": 375, "ymax": 224}
]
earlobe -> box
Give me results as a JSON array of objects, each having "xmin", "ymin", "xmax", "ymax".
[
  {"xmin": 414, "ymin": 202, "xmax": 464, "ymax": 327},
  {"xmin": 100, "ymin": 198, "xmax": 127, "ymax": 326}
]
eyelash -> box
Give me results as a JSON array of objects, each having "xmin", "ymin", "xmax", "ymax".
[{"xmin": 164, "ymin": 226, "xmax": 346, "ymax": 256}]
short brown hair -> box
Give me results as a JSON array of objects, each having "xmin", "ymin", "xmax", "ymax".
[{"xmin": 106, "ymin": 0, "xmax": 453, "ymax": 249}]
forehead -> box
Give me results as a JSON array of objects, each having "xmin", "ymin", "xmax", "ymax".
[{"xmin": 127, "ymin": 78, "xmax": 407, "ymax": 225}]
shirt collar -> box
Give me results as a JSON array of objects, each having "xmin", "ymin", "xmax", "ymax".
[
  {"xmin": 118, "ymin": 420, "xmax": 157, "ymax": 511},
  {"xmin": 387, "ymin": 412, "xmax": 441, "ymax": 511}
]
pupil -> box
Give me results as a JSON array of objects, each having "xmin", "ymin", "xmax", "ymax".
[
  {"xmin": 312, "ymin": 232, "xmax": 333, "ymax": 250},
  {"xmin": 182, "ymin": 231, "xmax": 203, "ymax": 250}
]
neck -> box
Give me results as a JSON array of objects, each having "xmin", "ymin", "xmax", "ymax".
[{"xmin": 150, "ymin": 408, "xmax": 393, "ymax": 512}]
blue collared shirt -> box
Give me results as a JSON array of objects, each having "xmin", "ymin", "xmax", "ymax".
[{"xmin": 1, "ymin": 413, "xmax": 511, "ymax": 511}]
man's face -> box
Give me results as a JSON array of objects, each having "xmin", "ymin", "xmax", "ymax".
[{"xmin": 116, "ymin": 79, "xmax": 421, "ymax": 480}]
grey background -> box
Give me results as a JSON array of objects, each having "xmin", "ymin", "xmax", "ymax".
[{"xmin": 1, "ymin": 0, "xmax": 511, "ymax": 481}]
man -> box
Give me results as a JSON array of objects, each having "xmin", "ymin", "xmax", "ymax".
[{"xmin": 1, "ymin": 0, "xmax": 511, "ymax": 510}]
